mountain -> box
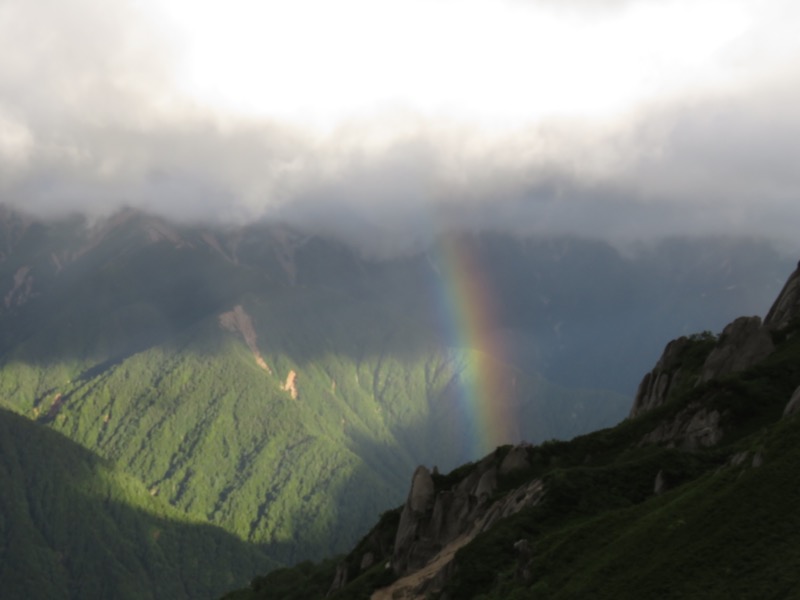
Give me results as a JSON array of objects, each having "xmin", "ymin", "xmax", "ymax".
[
  {"xmin": 221, "ymin": 261, "xmax": 800, "ymax": 599},
  {"xmin": 0, "ymin": 205, "xmax": 794, "ymax": 596}
]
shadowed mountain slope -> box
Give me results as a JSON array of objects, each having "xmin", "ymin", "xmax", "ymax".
[{"xmin": 222, "ymin": 262, "xmax": 800, "ymax": 599}]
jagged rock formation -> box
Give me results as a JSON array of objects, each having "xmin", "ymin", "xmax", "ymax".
[
  {"xmin": 632, "ymin": 320, "xmax": 765, "ymax": 447},
  {"xmin": 632, "ymin": 317, "xmax": 774, "ymax": 421},
  {"xmin": 633, "ymin": 263, "xmax": 800, "ymax": 421},
  {"xmin": 391, "ymin": 455, "xmax": 534, "ymax": 578},
  {"xmin": 630, "ymin": 336, "xmax": 698, "ymax": 418},
  {"xmin": 393, "ymin": 466, "xmax": 438, "ymax": 573},
  {"xmin": 698, "ymin": 316, "xmax": 774, "ymax": 383},
  {"xmin": 328, "ymin": 445, "xmax": 544, "ymax": 598}
]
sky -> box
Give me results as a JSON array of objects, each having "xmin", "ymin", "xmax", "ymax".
[{"xmin": 1, "ymin": 0, "xmax": 799, "ymax": 256}]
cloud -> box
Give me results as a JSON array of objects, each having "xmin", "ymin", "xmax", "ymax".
[{"xmin": 1, "ymin": 0, "xmax": 800, "ymax": 257}]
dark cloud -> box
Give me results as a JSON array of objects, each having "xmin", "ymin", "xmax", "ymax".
[{"xmin": 1, "ymin": 0, "xmax": 800, "ymax": 257}]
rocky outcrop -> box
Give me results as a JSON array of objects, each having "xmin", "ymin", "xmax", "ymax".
[
  {"xmin": 500, "ymin": 445, "xmax": 532, "ymax": 475},
  {"xmin": 630, "ymin": 336, "xmax": 697, "ymax": 418},
  {"xmin": 282, "ymin": 370, "xmax": 298, "ymax": 399},
  {"xmin": 640, "ymin": 403, "xmax": 724, "ymax": 449},
  {"xmin": 385, "ymin": 445, "xmax": 541, "ymax": 596},
  {"xmin": 698, "ymin": 316, "xmax": 774, "ymax": 383},
  {"xmin": 633, "ymin": 262, "xmax": 800, "ymax": 420},
  {"xmin": 764, "ymin": 262, "xmax": 800, "ymax": 330},
  {"xmin": 393, "ymin": 465, "xmax": 450, "ymax": 575},
  {"xmin": 374, "ymin": 475, "xmax": 545, "ymax": 600},
  {"xmin": 329, "ymin": 446, "xmax": 541, "ymax": 597}
]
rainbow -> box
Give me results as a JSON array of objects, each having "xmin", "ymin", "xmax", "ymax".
[{"xmin": 433, "ymin": 233, "xmax": 521, "ymax": 458}]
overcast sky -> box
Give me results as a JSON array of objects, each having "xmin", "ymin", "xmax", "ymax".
[{"xmin": 1, "ymin": 0, "xmax": 799, "ymax": 255}]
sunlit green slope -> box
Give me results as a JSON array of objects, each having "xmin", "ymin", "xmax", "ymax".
[
  {"xmin": 0, "ymin": 407, "xmax": 276, "ymax": 600},
  {"xmin": 2, "ymin": 288, "xmax": 623, "ymax": 562},
  {"xmin": 0, "ymin": 209, "xmax": 632, "ymax": 566}
]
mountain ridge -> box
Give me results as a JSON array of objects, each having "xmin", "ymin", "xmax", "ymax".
[
  {"xmin": 2, "ymin": 205, "xmax": 791, "ymax": 388},
  {"xmin": 0, "ymin": 205, "xmax": 796, "ymax": 598}
]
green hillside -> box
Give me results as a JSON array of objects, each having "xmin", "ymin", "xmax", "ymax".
[
  {"xmin": 0, "ymin": 209, "xmax": 630, "ymax": 580},
  {"xmin": 1, "ymin": 284, "xmax": 624, "ymax": 562},
  {"xmin": 0, "ymin": 407, "xmax": 276, "ymax": 600}
]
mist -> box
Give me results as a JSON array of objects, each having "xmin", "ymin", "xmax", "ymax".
[{"xmin": 2, "ymin": 0, "xmax": 799, "ymax": 257}]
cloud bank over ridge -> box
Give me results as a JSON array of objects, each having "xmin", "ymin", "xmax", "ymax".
[{"xmin": 1, "ymin": 0, "xmax": 799, "ymax": 255}]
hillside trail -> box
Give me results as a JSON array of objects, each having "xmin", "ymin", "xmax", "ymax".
[{"xmin": 370, "ymin": 535, "xmax": 472, "ymax": 600}]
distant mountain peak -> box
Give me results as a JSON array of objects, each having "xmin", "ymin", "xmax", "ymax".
[{"xmin": 85, "ymin": 207, "xmax": 190, "ymax": 251}]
